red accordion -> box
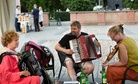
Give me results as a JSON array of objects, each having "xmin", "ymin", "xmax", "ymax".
[{"xmin": 69, "ymin": 34, "xmax": 102, "ymax": 63}]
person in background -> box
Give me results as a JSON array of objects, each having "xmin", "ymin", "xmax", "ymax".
[
  {"xmin": 32, "ymin": 4, "xmax": 40, "ymax": 32},
  {"xmin": 103, "ymin": 24, "xmax": 138, "ymax": 84},
  {"xmin": 39, "ymin": 6, "xmax": 43, "ymax": 30},
  {"xmin": 55, "ymin": 21, "xmax": 98, "ymax": 81},
  {"xmin": 15, "ymin": 5, "xmax": 21, "ymax": 32},
  {"xmin": 0, "ymin": 30, "xmax": 43, "ymax": 84}
]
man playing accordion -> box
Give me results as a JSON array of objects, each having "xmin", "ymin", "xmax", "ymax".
[{"xmin": 55, "ymin": 20, "xmax": 100, "ymax": 81}]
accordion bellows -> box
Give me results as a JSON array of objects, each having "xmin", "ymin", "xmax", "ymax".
[{"xmin": 69, "ymin": 34, "xmax": 102, "ymax": 63}]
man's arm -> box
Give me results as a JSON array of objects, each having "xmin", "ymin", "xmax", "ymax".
[
  {"xmin": 55, "ymin": 43, "xmax": 73, "ymax": 55},
  {"xmin": 55, "ymin": 43, "xmax": 66, "ymax": 52}
]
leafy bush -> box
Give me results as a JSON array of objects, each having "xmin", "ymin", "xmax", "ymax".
[{"xmin": 54, "ymin": 12, "xmax": 70, "ymax": 21}]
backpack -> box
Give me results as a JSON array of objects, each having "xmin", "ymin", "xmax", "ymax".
[
  {"xmin": 20, "ymin": 41, "xmax": 54, "ymax": 83},
  {"xmin": 20, "ymin": 41, "xmax": 52, "ymax": 68},
  {"xmin": 18, "ymin": 49, "xmax": 42, "ymax": 76},
  {"xmin": 19, "ymin": 48, "xmax": 52, "ymax": 84}
]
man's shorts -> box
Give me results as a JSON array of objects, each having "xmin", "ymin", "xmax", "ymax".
[{"xmin": 64, "ymin": 57, "xmax": 86, "ymax": 68}]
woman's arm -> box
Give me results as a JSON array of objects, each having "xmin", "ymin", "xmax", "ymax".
[{"xmin": 108, "ymin": 43, "xmax": 128, "ymax": 67}]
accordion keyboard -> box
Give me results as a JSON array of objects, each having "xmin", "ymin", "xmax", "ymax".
[{"xmin": 69, "ymin": 39, "xmax": 81, "ymax": 63}]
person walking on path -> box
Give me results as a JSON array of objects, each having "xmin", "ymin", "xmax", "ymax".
[
  {"xmin": 32, "ymin": 4, "xmax": 40, "ymax": 32},
  {"xmin": 39, "ymin": 6, "xmax": 43, "ymax": 30}
]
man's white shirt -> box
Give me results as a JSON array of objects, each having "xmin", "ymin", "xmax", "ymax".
[{"xmin": 15, "ymin": 9, "xmax": 21, "ymax": 18}]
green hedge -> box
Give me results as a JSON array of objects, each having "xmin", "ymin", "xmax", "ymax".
[{"xmin": 54, "ymin": 12, "xmax": 70, "ymax": 21}]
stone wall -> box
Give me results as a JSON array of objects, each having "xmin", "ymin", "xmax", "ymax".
[
  {"xmin": 43, "ymin": 12, "xmax": 49, "ymax": 26},
  {"xmin": 70, "ymin": 10, "xmax": 138, "ymax": 25}
]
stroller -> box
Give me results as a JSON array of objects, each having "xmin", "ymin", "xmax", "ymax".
[{"xmin": 20, "ymin": 41, "xmax": 55, "ymax": 84}]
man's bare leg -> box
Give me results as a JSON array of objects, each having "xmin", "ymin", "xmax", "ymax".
[{"xmin": 66, "ymin": 60, "xmax": 77, "ymax": 81}]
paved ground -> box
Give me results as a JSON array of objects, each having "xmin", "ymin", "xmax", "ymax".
[{"xmin": 6, "ymin": 22, "xmax": 138, "ymax": 83}]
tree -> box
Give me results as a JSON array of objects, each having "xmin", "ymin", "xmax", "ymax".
[
  {"xmin": 123, "ymin": 0, "xmax": 138, "ymax": 10},
  {"xmin": 60, "ymin": 0, "xmax": 96, "ymax": 11},
  {"xmin": 20, "ymin": 0, "xmax": 98, "ymax": 12},
  {"xmin": 21, "ymin": 0, "xmax": 46, "ymax": 12},
  {"xmin": 20, "ymin": 0, "xmax": 138, "ymax": 12},
  {"xmin": 21, "ymin": 0, "xmax": 36, "ymax": 12},
  {"xmin": 133, "ymin": 0, "xmax": 138, "ymax": 10}
]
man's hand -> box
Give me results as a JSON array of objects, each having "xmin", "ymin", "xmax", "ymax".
[
  {"xmin": 95, "ymin": 41, "xmax": 100, "ymax": 47},
  {"xmin": 102, "ymin": 63, "xmax": 107, "ymax": 67},
  {"xmin": 17, "ymin": 14, "xmax": 21, "ymax": 16},
  {"xmin": 64, "ymin": 49, "xmax": 73, "ymax": 55}
]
